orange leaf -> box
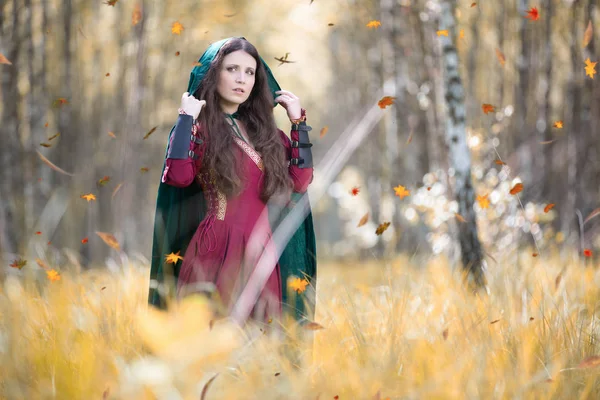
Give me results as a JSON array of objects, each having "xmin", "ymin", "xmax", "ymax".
[
  {"xmin": 95, "ymin": 231, "xmax": 121, "ymax": 251},
  {"xmin": 81, "ymin": 237, "xmax": 88, "ymax": 244},
  {"xmin": 583, "ymin": 20, "xmax": 593, "ymax": 48},
  {"xmin": 442, "ymin": 328, "xmax": 449, "ymax": 340},
  {"xmin": 165, "ymin": 250, "xmax": 184, "ymax": 264},
  {"xmin": 0, "ymin": 52, "xmax": 12, "ymax": 65},
  {"xmin": 98, "ymin": 176, "xmax": 111, "ymax": 186},
  {"xmin": 103, "ymin": 0, "xmax": 118, "ymax": 5},
  {"xmin": 584, "ymin": 249, "xmax": 593, "ymax": 258},
  {"xmin": 35, "ymin": 231, "xmax": 42, "ymax": 235},
  {"xmin": 46, "ymin": 269, "xmax": 61, "ymax": 282},
  {"xmin": 482, "ymin": 104, "xmax": 495, "ymax": 114},
  {"xmin": 552, "ymin": 120, "xmax": 563, "ymax": 128},
  {"xmin": 494, "ymin": 159, "xmax": 506, "ymax": 165},
  {"xmin": 366, "ymin": 20, "xmax": 381, "ymax": 29},
  {"xmin": 108, "ymin": 131, "xmax": 117, "ymax": 138},
  {"xmin": 532, "ymin": 253, "xmax": 538, "ymax": 257},
  {"xmin": 140, "ymin": 167, "xmax": 149, "ymax": 173},
  {"xmin": 525, "ymin": 7, "xmax": 539, "ymax": 21},
  {"xmin": 52, "ymin": 98, "xmax": 69, "ymax": 108},
  {"xmin": 36, "ymin": 258, "xmax": 50, "ymax": 270},
  {"xmin": 393, "ymin": 185, "xmax": 410, "ymax": 199},
  {"xmin": 132, "ymin": 3, "xmax": 142, "ymax": 25},
  {"xmin": 357, "ymin": 212, "xmax": 369, "ymax": 227},
  {"xmin": 470, "ymin": 2, "xmax": 477, "ymax": 7},
  {"xmin": 509, "ymin": 183, "xmax": 523, "ymax": 195},
  {"xmin": 304, "ymin": 321, "xmax": 325, "ymax": 330},
  {"xmin": 378, "ymin": 96, "xmax": 396, "ymax": 109},
  {"xmin": 350, "ymin": 186, "xmax": 360, "ymax": 196},
  {"xmin": 495, "ymin": 48, "xmax": 506, "ymax": 66},
  {"xmin": 171, "ymin": 21, "xmax": 184, "ymax": 35},
  {"xmin": 112, "ymin": 182, "xmax": 124, "ymax": 198},
  {"xmin": 544, "ymin": 203, "xmax": 555, "ymax": 213},
  {"xmin": 577, "ymin": 355, "xmax": 600, "ymax": 369},
  {"xmin": 375, "ymin": 222, "xmax": 391, "ymax": 235},
  {"xmin": 455, "ymin": 213, "xmax": 467, "ymax": 223},
  {"xmin": 319, "ymin": 126, "xmax": 328, "ymax": 138},
  {"xmin": 436, "ymin": 30, "xmax": 449, "ymax": 37}
]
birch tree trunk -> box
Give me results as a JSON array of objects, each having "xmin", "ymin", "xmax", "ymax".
[{"xmin": 439, "ymin": 0, "xmax": 486, "ymax": 288}]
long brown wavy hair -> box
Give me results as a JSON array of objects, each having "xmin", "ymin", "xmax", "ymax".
[{"xmin": 192, "ymin": 38, "xmax": 293, "ymax": 204}]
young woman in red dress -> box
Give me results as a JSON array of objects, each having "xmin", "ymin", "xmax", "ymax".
[{"xmin": 159, "ymin": 37, "xmax": 314, "ymax": 325}]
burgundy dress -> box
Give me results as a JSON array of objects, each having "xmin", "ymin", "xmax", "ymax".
[{"xmin": 161, "ymin": 118, "xmax": 313, "ymax": 322}]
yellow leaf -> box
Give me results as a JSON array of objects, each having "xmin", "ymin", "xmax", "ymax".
[
  {"xmin": 476, "ymin": 194, "xmax": 490, "ymax": 209},
  {"xmin": 552, "ymin": 120, "xmax": 563, "ymax": 128},
  {"xmin": 319, "ymin": 126, "xmax": 328, "ymax": 138},
  {"xmin": 172, "ymin": 21, "xmax": 184, "ymax": 35},
  {"xmin": 436, "ymin": 30, "xmax": 449, "ymax": 36},
  {"xmin": 357, "ymin": 212, "xmax": 369, "ymax": 227},
  {"xmin": 375, "ymin": 222, "xmax": 391, "ymax": 235},
  {"xmin": 46, "ymin": 269, "xmax": 61, "ymax": 282},
  {"xmin": 80, "ymin": 193, "xmax": 96, "ymax": 202},
  {"xmin": 393, "ymin": 185, "xmax": 410, "ymax": 199},
  {"xmin": 585, "ymin": 58, "xmax": 597, "ymax": 79},
  {"xmin": 366, "ymin": 20, "xmax": 381, "ymax": 29},
  {"xmin": 583, "ymin": 20, "xmax": 593, "ymax": 48},
  {"xmin": 165, "ymin": 251, "xmax": 184, "ymax": 264},
  {"xmin": 132, "ymin": 3, "xmax": 142, "ymax": 26},
  {"xmin": 288, "ymin": 277, "xmax": 309, "ymax": 294}
]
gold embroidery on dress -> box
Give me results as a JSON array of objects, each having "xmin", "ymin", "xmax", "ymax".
[
  {"xmin": 232, "ymin": 136, "xmax": 264, "ymax": 172},
  {"xmin": 196, "ymin": 169, "xmax": 227, "ymax": 221}
]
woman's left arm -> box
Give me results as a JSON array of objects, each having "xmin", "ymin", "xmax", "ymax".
[{"xmin": 278, "ymin": 108, "xmax": 314, "ymax": 193}]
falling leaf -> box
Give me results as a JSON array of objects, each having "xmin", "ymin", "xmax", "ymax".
[
  {"xmin": 52, "ymin": 98, "xmax": 69, "ymax": 108},
  {"xmin": 200, "ymin": 374, "xmax": 219, "ymax": 400},
  {"xmin": 0, "ymin": 52, "xmax": 12, "ymax": 65},
  {"xmin": 509, "ymin": 183, "xmax": 523, "ymax": 195},
  {"xmin": 584, "ymin": 249, "xmax": 593, "ymax": 257},
  {"xmin": 35, "ymin": 231, "xmax": 42, "ymax": 235},
  {"xmin": 10, "ymin": 258, "xmax": 27, "ymax": 269},
  {"xmin": 357, "ymin": 212, "xmax": 369, "ymax": 227},
  {"xmin": 494, "ymin": 159, "xmax": 506, "ymax": 165},
  {"xmin": 274, "ymin": 372, "xmax": 280, "ymax": 376},
  {"xmin": 495, "ymin": 48, "xmax": 506, "ymax": 66},
  {"xmin": 476, "ymin": 194, "xmax": 490, "ymax": 209},
  {"xmin": 442, "ymin": 328, "xmax": 449, "ymax": 340},
  {"xmin": 552, "ymin": 121, "xmax": 563, "ymax": 128},
  {"xmin": 108, "ymin": 131, "xmax": 117, "ymax": 138},
  {"xmin": 96, "ymin": 231, "xmax": 121, "ymax": 251},
  {"xmin": 40, "ymin": 142, "xmax": 52, "ymax": 148},
  {"xmin": 172, "ymin": 21, "xmax": 184, "ymax": 35},
  {"xmin": 320, "ymin": 126, "xmax": 328, "ymax": 138},
  {"xmin": 143, "ymin": 126, "xmax": 158, "ymax": 140},
  {"xmin": 436, "ymin": 30, "xmax": 449, "ymax": 36},
  {"xmin": 36, "ymin": 258, "xmax": 50, "ymax": 270},
  {"xmin": 490, "ymin": 319, "xmax": 501, "ymax": 324},
  {"xmin": 544, "ymin": 203, "xmax": 555, "ymax": 213},
  {"xmin": 393, "ymin": 185, "xmax": 410, "ymax": 199},
  {"xmin": 366, "ymin": 20, "xmax": 381, "ymax": 29},
  {"xmin": 540, "ymin": 140, "xmax": 556, "ymax": 145},
  {"xmin": 584, "ymin": 58, "xmax": 597, "ymax": 79},
  {"xmin": 112, "ymin": 182, "xmax": 124, "ymax": 198},
  {"xmin": 175, "ymin": 51, "xmax": 180, "ymax": 56},
  {"xmin": 97, "ymin": 176, "xmax": 111, "ymax": 186},
  {"xmin": 577, "ymin": 356, "xmax": 600, "ymax": 369},
  {"xmin": 378, "ymin": 96, "xmax": 396, "ymax": 109},
  {"xmin": 140, "ymin": 167, "xmax": 149, "ymax": 173},
  {"xmin": 103, "ymin": 0, "xmax": 118, "ymax": 5},
  {"xmin": 406, "ymin": 130, "xmax": 413, "ymax": 144},
  {"xmin": 106, "ymin": 72, "xmax": 110, "ymax": 77},
  {"xmin": 48, "ymin": 132, "xmax": 60, "ymax": 141},
  {"xmin": 532, "ymin": 253, "xmax": 538, "ymax": 257},
  {"xmin": 46, "ymin": 269, "xmax": 61, "ymax": 282},
  {"xmin": 525, "ymin": 7, "xmax": 539, "ymax": 21},
  {"xmin": 350, "ymin": 186, "xmax": 360, "ymax": 196},
  {"xmin": 375, "ymin": 222, "xmax": 391, "ymax": 235},
  {"xmin": 81, "ymin": 237, "xmax": 88, "ymax": 244},
  {"xmin": 470, "ymin": 2, "xmax": 477, "ymax": 7},
  {"xmin": 482, "ymin": 103, "xmax": 495, "ymax": 114},
  {"xmin": 427, "ymin": 186, "xmax": 431, "ymax": 191},
  {"xmin": 328, "ymin": 23, "xmax": 335, "ymax": 27},
  {"xmin": 288, "ymin": 277, "xmax": 309, "ymax": 294},
  {"xmin": 459, "ymin": 29, "xmax": 465, "ymax": 40},
  {"xmin": 36, "ymin": 150, "xmax": 75, "ymax": 176},
  {"xmin": 132, "ymin": 3, "xmax": 142, "ymax": 25},
  {"xmin": 304, "ymin": 321, "xmax": 325, "ymax": 330},
  {"xmin": 80, "ymin": 193, "xmax": 96, "ymax": 202},
  {"xmin": 455, "ymin": 213, "xmax": 467, "ymax": 223},
  {"xmin": 583, "ymin": 20, "xmax": 593, "ymax": 48},
  {"xmin": 583, "ymin": 208, "xmax": 600, "ymax": 225},
  {"xmin": 165, "ymin": 251, "xmax": 184, "ymax": 264}
]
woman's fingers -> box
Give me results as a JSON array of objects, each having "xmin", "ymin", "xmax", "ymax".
[{"xmin": 275, "ymin": 89, "xmax": 297, "ymax": 99}]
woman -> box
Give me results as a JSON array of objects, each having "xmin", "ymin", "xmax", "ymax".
[{"xmin": 148, "ymin": 37, "xmax": 317, "ymax": 326}]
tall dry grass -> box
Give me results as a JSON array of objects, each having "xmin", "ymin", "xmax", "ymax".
[{"xmin": 1, "ymin": 251, "xmax": 599, "ymax": 399}]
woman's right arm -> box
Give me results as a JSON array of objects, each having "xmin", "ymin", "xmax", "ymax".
[{"xmin": 161, "ymin": 112, "xmax": 206, "ymax": 187}]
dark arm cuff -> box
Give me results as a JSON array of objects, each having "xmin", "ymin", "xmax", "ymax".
[
  {"xmin": 290, "ymin": 123, "xmax": 313, "ymax": 169},
  {"xmin": 166, "ymin": 114, "xmax": 195, "ymax": 159}
]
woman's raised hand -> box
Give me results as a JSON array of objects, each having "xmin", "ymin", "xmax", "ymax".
[{"xmin": 180, "ymin": 92, "xmax": 206, "ymax": 120}]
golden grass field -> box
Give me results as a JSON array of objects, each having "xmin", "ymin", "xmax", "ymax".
[{"xmin": 1, "ymin": 251, "xmax": 600, "ymax": 399}]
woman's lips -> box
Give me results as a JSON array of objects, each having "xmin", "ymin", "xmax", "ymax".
[{"xmin": 232, "ymin": 89, "xmax": 244, "ymax": 95}]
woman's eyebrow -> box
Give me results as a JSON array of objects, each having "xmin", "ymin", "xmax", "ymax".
[{"xmin": 227, "ymin": 64, "xmax": 255, "ymax": 71}]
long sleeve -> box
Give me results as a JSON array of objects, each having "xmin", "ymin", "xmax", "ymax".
[
  {"xmin": 161, "ymin": 113, "xmax": 206, "ymax": 188},
  {"xmin": 278, "ymin": 122, "xmax": 314, "ymax": 193}
]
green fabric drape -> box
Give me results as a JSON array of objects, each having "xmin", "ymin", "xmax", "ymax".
[{"xmin": 148, "ymin": 36, "xmax": 317, "ymax": 323}]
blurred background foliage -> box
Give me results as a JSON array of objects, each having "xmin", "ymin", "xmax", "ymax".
[{"xmin": 1, "ymin": 0, "xmax": 599, "ymax": 273}]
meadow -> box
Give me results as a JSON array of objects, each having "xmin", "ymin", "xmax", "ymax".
[{"xmin": 1, "ymin": 250, "xmax": 600, "ymax": 399}]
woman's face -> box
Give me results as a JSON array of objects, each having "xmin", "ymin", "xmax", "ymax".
[{"xmin": 217, "ymin": 50, "xmax": 257, "ymax": 113}]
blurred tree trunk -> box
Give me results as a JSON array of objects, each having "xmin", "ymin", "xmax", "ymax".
[{"xmin": 439, "ymin": 0, "xmax": 486, "ymax": 288}]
